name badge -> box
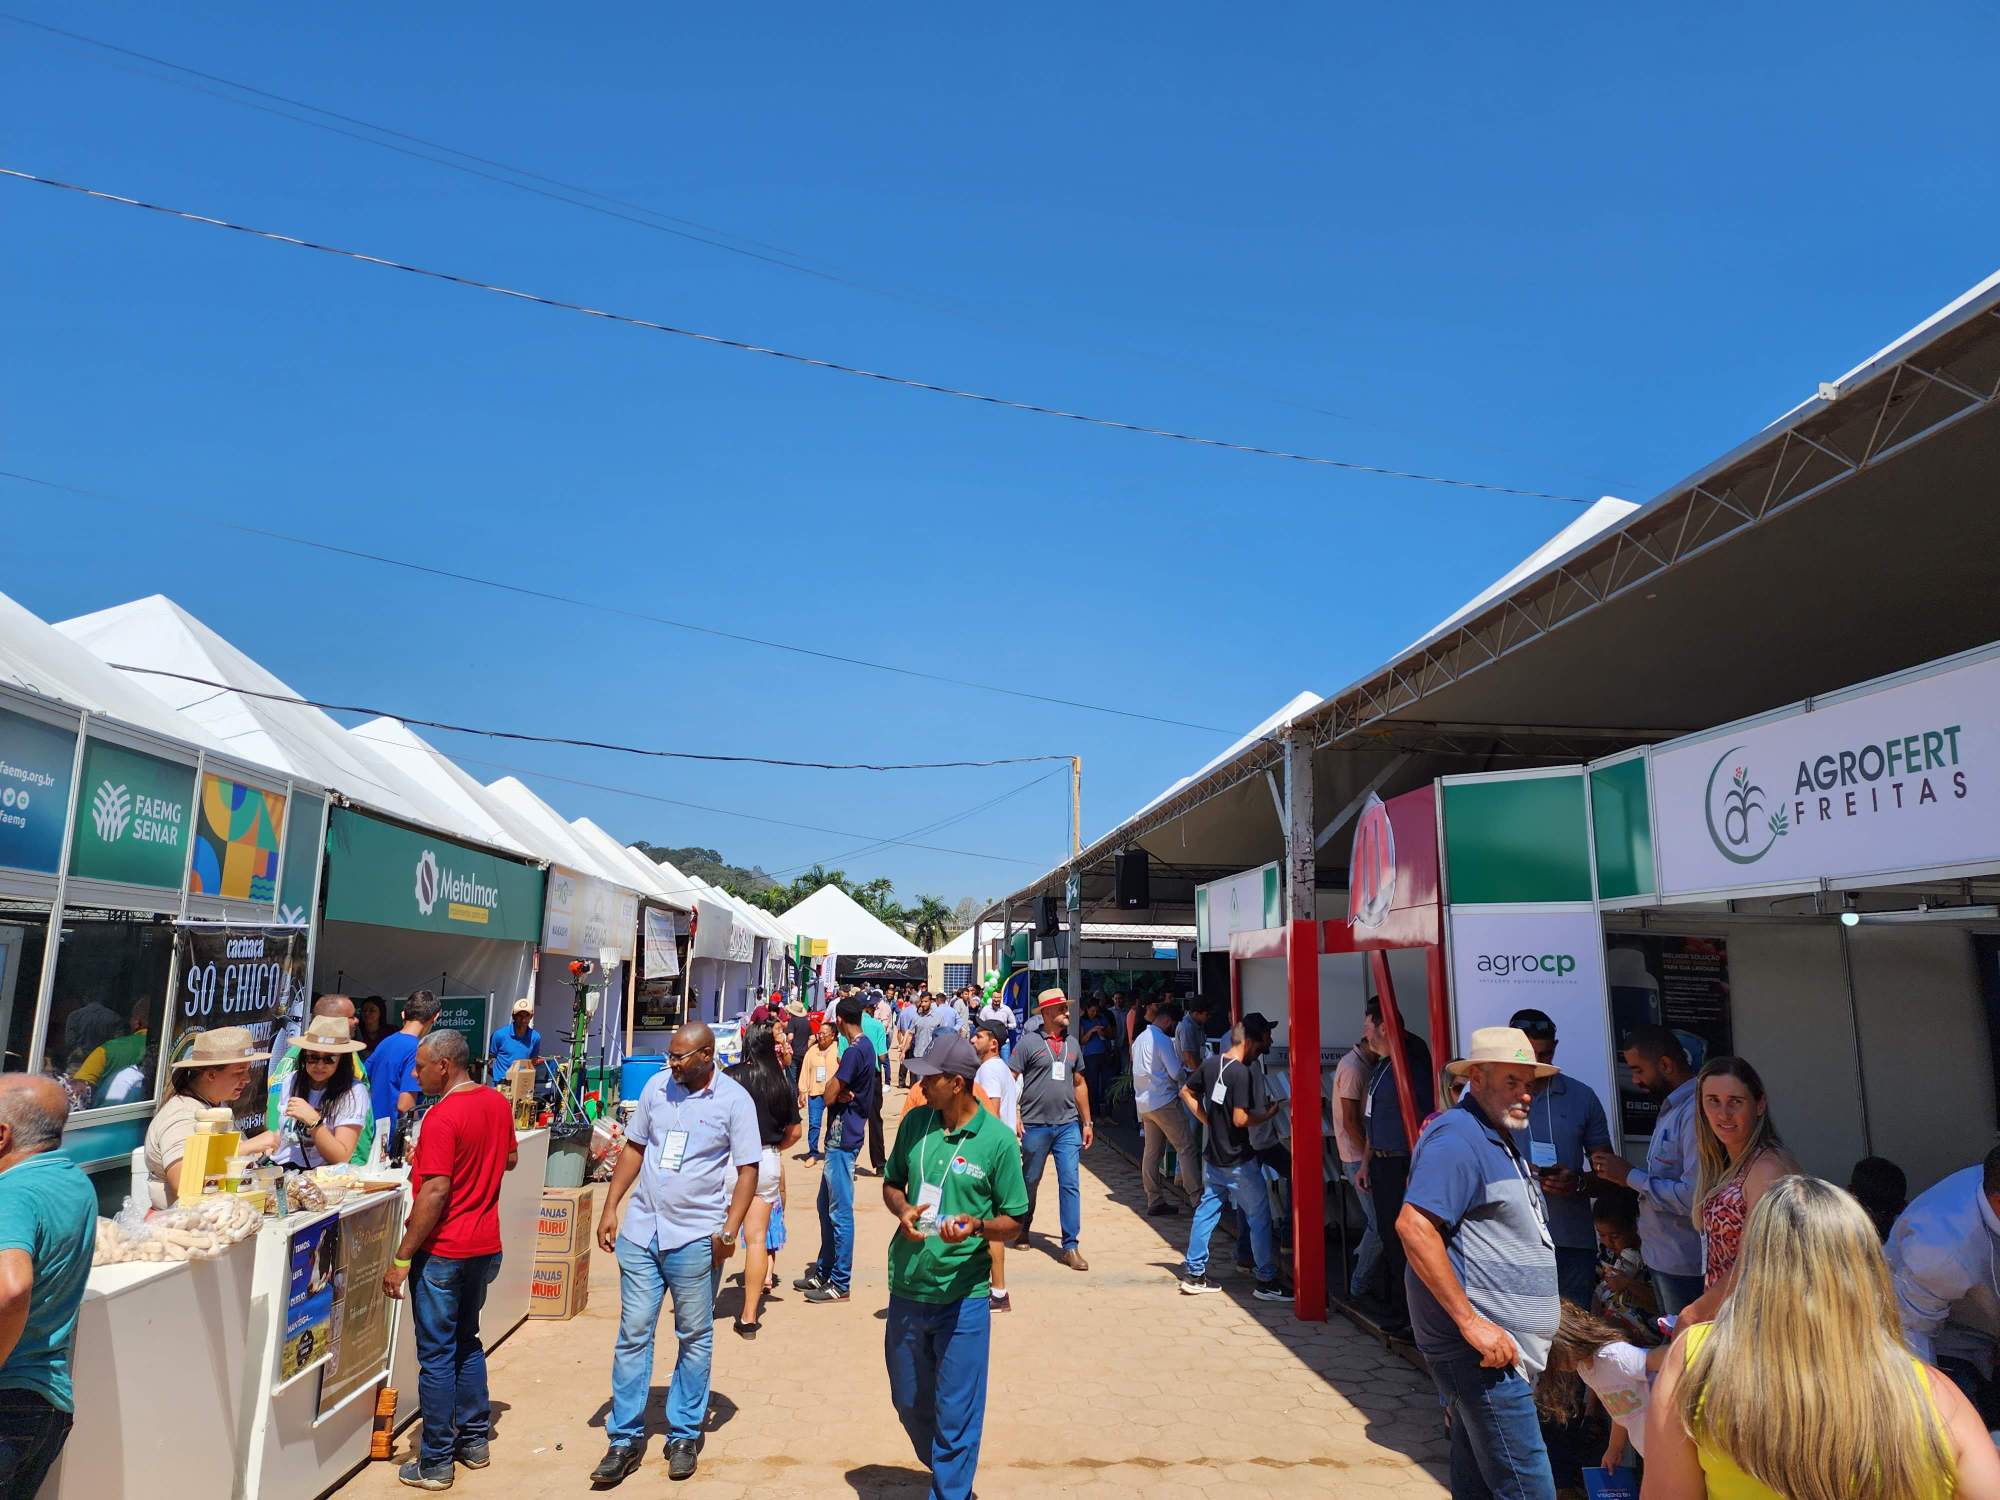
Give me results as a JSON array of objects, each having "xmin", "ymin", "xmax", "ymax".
[
  {"xmin": 659, "ymin": 1129, "xmax": 690, "ymax": 1172},
  {"xmin": 1210, "ymin": 1077, "xmax": 1229, "ymax": 1106},
  {"xmin": 915, "ymin": 1180, "xmax": 944, "ymax": 1233},
  {"xmin": 1050, "ymin": 1060, "xmax": 1067, "ymax": 1082},
  {"xmin": 1529, "ymin": 1140, "xmax": 1558, "ymax": 1169},
  {"xmin": 815, "ymin": 1066, "xmax": 827, "ymax": 1083}
]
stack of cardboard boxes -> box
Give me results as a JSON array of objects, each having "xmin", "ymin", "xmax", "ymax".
[{"xmin": 533, "ymin": 1186, "xmax": 595, "ymax": 1320}]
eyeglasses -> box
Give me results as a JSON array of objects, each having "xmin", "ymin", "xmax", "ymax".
[{"xmin": 667, "ymin": 1045, "xmax": 713, "ymax": 1064}]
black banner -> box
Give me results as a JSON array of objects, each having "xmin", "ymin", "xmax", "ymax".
[
  {"xmin": 836, "ymin": 953, "xmax": 928, "ymax": 985},
  {"xmin": 173, "ymin": 923, "xmax": 310, "ymax": 1132},
  {"xmin": 1606, "ymin": 933, "xmax": 1732, "ymax": 1138}
]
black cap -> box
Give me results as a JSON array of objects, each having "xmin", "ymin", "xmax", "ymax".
[
  {"xmin": 975, "ymin": 1019, "xmax": 1009, "ymax": 1046},
  {"xmin": 1509, "ymin": 1008, "xmax": 1557, "ymax": 1041},
  {"xmin": 1240, "ymin": 1011, "xmax": 1274, "ymax": 1041}
]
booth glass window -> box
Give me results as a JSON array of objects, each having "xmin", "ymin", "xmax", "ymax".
[
  {"xmin": 44, "ymin": 908, "xmax": 176, "ymax": 1112},
  {"xmin": 0, "ymin": 904, "xmax": 53, "ymax": 1078},
  {"xmin": 942, "ymin": 963, "xmax": 973, "ymax": 993}
]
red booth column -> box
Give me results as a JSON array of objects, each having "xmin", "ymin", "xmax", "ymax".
[{"xmin": 1286, "ymin": 917, "xmax": 1326, "ymax": 1321}]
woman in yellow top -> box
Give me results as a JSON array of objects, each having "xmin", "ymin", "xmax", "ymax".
[{"xmin": 1644, "ymin": 1175, "xmax": 2000, "ymax": 1500}]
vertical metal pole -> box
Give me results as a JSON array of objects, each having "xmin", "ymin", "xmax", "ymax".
[
  {"xmin": 1002, "ymin": 904, "xmax": 1014, "ymax": 978},
  {"xmin": 1287, "ymin": 917, "xmax": 1326, "ymax": 1321},
  {"xmin": 1837, "ymin": 923, "xmax": 1875, "ymax": 1155},
  {"xmin": 972, "ymin": 918, "xmax": 984, "ymax": 986},
  {"xmin": 27, "ymin": 712, "xmax": 91, "ymax": 1079},
  {"xmin": 1282, "ymin": 729, "xmax": 1316, "ymax": 926},
  {"xmin": 1070, "ymin": 757, "xmax": 1082, "ymax": 857},
  {"xmin": 1065, "ymin": 880, "xmax": 1081, "ymax": 1004}
]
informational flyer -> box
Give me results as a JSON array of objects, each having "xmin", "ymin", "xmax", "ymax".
[
  {"xmin": 1605, "ymin": 933, "xmax": 1732, "ymax": 1137},
  {"xmin": 317, "ymin": 1195, "xmax": 400, "ymax": 1418},
  {"xmin": 277, "ymin": 1215, "xmax": 343, "ymax": 1388}
]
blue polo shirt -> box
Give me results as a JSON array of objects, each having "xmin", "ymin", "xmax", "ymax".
[
  {"xmin": 366, "ymin": 1031, "xmax": 421, "ymax": 1124},
  {"xmin": 1520, "ymin": 1073, "xmax": 1612, "ymax": 1250},
  {"xmin": 620, "ymin": 1069, "xmax": 762, "ymax": 1253},
  {"xmin": 489, "ymin": 1023, "xmax": 542, "ymax": 1077},
  {"xmin": 0, "ymin": 1153, "xmax": 97, "ymax": 1411},
  {"xmin": 1364, "ymin": 1035, "xmax": 1435, "ymax": 1154},
  {"xmin": 829, "ymin": 1035, "xmax": 879, "ymax": 1152},
  {"xmin": 1405, "ymin": 1099, "xmax": 1559, "ymax": 1378}
]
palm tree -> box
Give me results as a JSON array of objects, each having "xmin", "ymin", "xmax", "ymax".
[{"xmin": 908, "ymin": 895, "xmax": 955, "ymax": 951}]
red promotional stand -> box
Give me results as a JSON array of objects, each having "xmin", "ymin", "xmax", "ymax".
[{"xmin": 1227, "ymin": 786, "xmax": 1449, "ymax": 1321}]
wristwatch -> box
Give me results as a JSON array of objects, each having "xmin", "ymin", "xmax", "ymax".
[{"xmin": 717, "ymin": 1227, "xmax": 738, "ymax": 1246}]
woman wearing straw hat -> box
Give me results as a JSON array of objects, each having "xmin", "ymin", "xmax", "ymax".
[
  {"xmin": 1396, "ymin": 1025, "xmax": 1563, "ymax": 1500},
  {"xmin": 143, "ymin": 1026, "xmax": 280, "ymax": 1207},
  {"xmin": 273, "ymin": 1015, "xmax": 371, "ymax": 1171}
]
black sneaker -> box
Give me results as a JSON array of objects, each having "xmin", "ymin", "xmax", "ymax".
[
  {"xmin": 1147, "ymin": 1202, "xmax": 1179, "ymax": 1217},
  {"xmin": 803, "ymin": 1283, "xmax": 850, "ymax": 1303},
  {"xmin": 791, "ymin": 1269, "xmax": 827, "ymax": 1292},
  {"xmin": 667, "ymin": 1438, "xmax": 700, "ymax": 1481},
  {"xmin": 1253, "ymin": 1280, "xmax": 1290, "ymax": 1302},
  {"xmin": 589, "ymin": 1443, "xmax": 643, "ymax": 1486},
  {"xmin": 1178, "ymin": 1271, "xmax": 1220, "ymax": 1295}
]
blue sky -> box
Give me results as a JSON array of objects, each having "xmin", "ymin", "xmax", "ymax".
[{"xmin": 5, "ymin": 6, "xmax": 1997, "ymax": 910}]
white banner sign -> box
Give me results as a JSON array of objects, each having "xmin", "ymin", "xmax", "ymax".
[
  {"xmin": 643, "ymin": 907, "xmax": 679, "ymax": 978},
  {"xmin": 541, "ymin": 866, "xmax": 638, "ymax": 960},
  {"xmin": 689, "ymin": 895, "xmax": 737, "ymax": 962},
  {"xmin": 1447, "ymin": 906, "xmax": 1615, "ymax": 1131},
  {"xmin": 726, "ymin": 908, "xmax": 757, "ymax": 965},
  {"xmin": 1653, "ymin": 650, "xmax": 1997, "ymax": 897},
  {"xmin": 1195, "ymin": 861, "xmax": 1280, "ymax": 952}
]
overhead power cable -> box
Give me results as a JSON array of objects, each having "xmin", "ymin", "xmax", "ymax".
[
  {"xmin": 1, "ymin": 469, "xmax": 1234, "ymax": 734},
  {"xmin": 0, "ymin": 166, "xmax": 1590, "ymax": 505},
  {"xmin": 758, "ymin": 767, "xmax": 1068, "ymax": 881},
  {"xmin": 344, "ymin": 728, "xmax": 1042, "ymax": 866},
  {"xmin": 107, "ymin": 664, "xmax": 1069, "ymax": 772}
]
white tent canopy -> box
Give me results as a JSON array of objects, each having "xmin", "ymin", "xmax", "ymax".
[
  {"xmin": 55, "ymin": 596, "xmax": 488, "ymax": 842},
  {"xmin": 568, "ymin": 819, "xmax": 694, "ymax": 914},
  {"xmin": 1132, "ymin": 689, "xmax": 1323, "ymax": 820},
  {"xmin": 344, "ymin": 717, "xmax": 537, "ymax": 858},
  {"xmin": 780, "ymin": 885, "xmax": 923, "ymax": 957},
  {"xmin": 0, "ymin": 590, "xmax": 236, "ymax": 750},
  {"xmin": 483, "ymin": 777, "xmax": 646, "ymax": 894}
]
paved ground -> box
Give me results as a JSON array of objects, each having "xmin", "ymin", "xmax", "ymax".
[{"xmin": 340, "ymin": 1088, "xmax": 1448, "ymax": 1498}]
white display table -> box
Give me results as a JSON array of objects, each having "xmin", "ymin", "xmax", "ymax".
[{"xmin": 40, "ymin": 1236, "xmax": 258, "ymax": 1500}]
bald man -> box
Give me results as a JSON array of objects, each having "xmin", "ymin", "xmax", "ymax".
[
  {"xmin": 0, "ymin": 1076, "xmax": 96, "ymax": 1496},
  {"xmin": 592, "ymin": 1022, "xmax": 760, "ymax": 1485},
  {"xmin": 268, "ymin": 993, "xmax": 377, "ymax": 1162}
]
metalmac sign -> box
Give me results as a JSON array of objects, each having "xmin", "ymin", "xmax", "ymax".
[{"xmin": 1654, "ymin": 650, "xmax": 1996, "ymax": 897}]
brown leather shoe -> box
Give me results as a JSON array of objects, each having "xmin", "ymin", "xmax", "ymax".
[{"xmin": 1060, "ymin": 1248, "xmax": 1089, "ymax": 1271}]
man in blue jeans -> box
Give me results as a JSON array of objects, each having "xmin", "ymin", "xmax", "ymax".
[
  {"xmin": 1398, "ymin": 1027, "xmax": 1561, "ymax": 1500},
  {"xmin": 381, "ymin": 1030, "xmax": 518, "ymax": 1491},
  {"xmin": 1011, "ymin": 988, "xmax": 1094, "ymax": 1271},
  {"xmin": 797, "ymin": 996, "xmax": 878, "ymax": 1304},
  {"xmin": 1175, "ymin": 1014, "xmax": 1289, "ymax": 1299},
  {"xmin": 591, "ymin": 1021, "xmax": 759, "ymax": 1486},
  {"xmin": 880, "ymin": 1034, "xmax": 1028, "ymax": 1499}
]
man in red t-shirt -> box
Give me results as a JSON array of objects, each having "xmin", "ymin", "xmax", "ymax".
[{"xmin": 382, "ymin": 1028, "xmax": 518, "ymax": 1490}]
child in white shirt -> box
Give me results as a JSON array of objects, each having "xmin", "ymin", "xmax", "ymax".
[{"xmin": 1538, "ymin": 1301, "xmax": 1668, "ymax": 1472}]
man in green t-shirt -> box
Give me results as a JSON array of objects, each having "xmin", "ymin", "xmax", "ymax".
[{"xmin": 881, "ymin": 1034, "xmax": 1027, "ymax": 1500}]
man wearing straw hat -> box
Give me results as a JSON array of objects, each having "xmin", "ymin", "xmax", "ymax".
[
  {"xmin": 1396, "ymin": 1026, "xmax": 1561, "ymax": 1500},
  {"xmin": 1009, "ymin": 988, "xmax": 1093, "ymax": 1270}
]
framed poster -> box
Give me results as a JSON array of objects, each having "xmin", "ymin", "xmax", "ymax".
[
  {"xmin": 316, "ymin": 1195, "xmax": 401, "ymax": 1419},
  {"xmin": 277, "ymin": 1214, "xmax": 344, "ymax": 1389}
]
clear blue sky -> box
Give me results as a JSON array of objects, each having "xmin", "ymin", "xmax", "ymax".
[{"xmin": 5, "ymin": 6, "xmax": 1996, "ymax": 910}]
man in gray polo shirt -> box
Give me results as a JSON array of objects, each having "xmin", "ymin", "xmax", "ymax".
[
  {"xmin": 1398, "ymin": 1027, "xmax": 1560, "ymax": 1500},
  {"xmin": 910, "ymin": 993, "xmax": 950, "ymax": 1068}
]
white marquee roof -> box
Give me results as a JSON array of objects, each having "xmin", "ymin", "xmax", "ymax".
[{"xmin": 780, "ymin": 884, "xmax": 923, "ymax": 957}]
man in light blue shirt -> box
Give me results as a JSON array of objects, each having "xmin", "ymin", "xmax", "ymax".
[
  {"xmin": 1508, "ymin": 1008, "xmax": 1612, "ymax": 1310},
  {"xmin": 1590, "ymin": 1024, "xmax": 1703, "ymax": 1315},
  {"xmin": 592, "ymin": 1022, "xmax": 759, "ymax": 1486},
  {"xmin": 487, "ymin": 997, "xmax": 542, "ymax": 1085},
  {"xmin": 1131, "ymin": 999, "xmax": 1200, "ymax": 1214}
]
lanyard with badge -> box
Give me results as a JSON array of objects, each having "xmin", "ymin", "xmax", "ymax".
[
  {"xmin": 655, "ymin": 1084, "xmax": 704, "ymax": 1173},
  {"xmin": 1210, "ymin": 1056, "xmax": 1236, "ymax": 1108},
  {"xmin": 1046, "ymin": 1033, "xmax": 1068, "ymax": 1083},
  {"xmin": 1488, "ymin": 1103, "xmax": 1554, "ymax": 1246},
  {"xmin": 912, "ymin": 1119, "xmax": 957, "ymax": 1235},
  {"xmin": 1527, "ymin": 1086, "xmax": 1559, "ymax": 1171}
]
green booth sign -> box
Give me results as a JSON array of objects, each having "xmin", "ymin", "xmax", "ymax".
[
  {"xmin": 68, "ymin": 738, "xmax": 197, "ymax": 889},
  {"xmin": 323, "ymin": 808, "xmax": 544, "ymax": 942}
]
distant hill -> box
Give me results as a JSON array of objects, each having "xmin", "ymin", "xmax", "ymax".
[{"xmin": 630, "ymin": 843, "xmax": 777, "ymax": 896}]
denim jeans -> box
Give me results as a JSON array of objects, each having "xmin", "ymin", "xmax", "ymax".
[
  {"xmin": 1019, "ymin": 1121, "xmax": 1082, "ymax": 1252},
  {"xmin": 1650, "ymin": 1268, "xmax": 1705, "ymax": 1318},
  {"xmin": 610, "ymin": 1234, "xmax": 724, "ymax": 1445},
  {"xmin": 1344, "ymin": 1160, "xmax": 1392, "ymax": 1304},
  {"xmin": 885, "ymin": 1294, "xmax": 991, "ymax": 1500},
  {"xmin": 812, "ymin": 1146, "xmax": 858, "ymax": 1292},
  {"xmin": 410, "ymin": 1250, "xmax": 501, "ymax": 1468},
  {"xmin": 0, "ymin": 1388, "xmax": 73, "ymax": 1498},
  {"xmin": 1183, "ymin": 1160, "xmax": 1277, "ymax": 1281},
  {"xmin": 806, "ymin": 1095, "xmax": 825, "ymax": 1155},
  {"xmin": 1427, "ymin": 1353, "xmax": 1556, "ymax": 1500}
]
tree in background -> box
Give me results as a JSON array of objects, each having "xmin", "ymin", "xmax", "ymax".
[{"xmin": 907, "ymin": 895, "xmax": 955, "ymax": 951}]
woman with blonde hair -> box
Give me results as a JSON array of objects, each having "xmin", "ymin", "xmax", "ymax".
[
  {"xmin": 1674, "ymin": 1056, "xmax": 1799, "ymax": 1325},
  {"xmin": 1643, "ymin": 1175, "xmax": 2000, "ymax": 1500}
]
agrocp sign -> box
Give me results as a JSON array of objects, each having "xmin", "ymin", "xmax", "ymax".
[{"xmin": 1653, "ymin": 649, "xmax": 1998, "ymax": 898}]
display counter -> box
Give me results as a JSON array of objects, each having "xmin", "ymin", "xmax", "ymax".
[
  {"xmin": 38, "ymin": 1125, "xmax": 551, "ymax": 1500},
  {"xmin": 42, "ymin": 1235, "xmax": 259, "ymax": 1500}
]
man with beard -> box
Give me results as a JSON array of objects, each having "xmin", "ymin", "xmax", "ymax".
[{"xmin": 1397, "ymin": 1027, "xmax": 1560, "ymax": 1500}]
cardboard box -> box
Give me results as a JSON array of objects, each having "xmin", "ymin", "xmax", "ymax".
[
  {"xmin": 539, "ymin": 1185, "xmax": 597, "ymax": 1258},
  {"xmin": 529, "ymin": 1248, "xmax": 592, "ymax": 1320}
]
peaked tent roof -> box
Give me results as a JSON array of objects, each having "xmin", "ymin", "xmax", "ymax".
[
  {"xmin": 1404, "ymin": 496, "xmax": 1640, "ymax": 649},
  {"xmin": 344, "ymin": 717, "xmax": 537, "ymax": 858},
  {"xmin": 1132, "ymin": 690, "xmax": 1323, "ymax": 820},
  {"xmin": 55, "ymin": 596, "xmax": 485, "ymax": 841},
  {"xmin": 482, "ymin": 777, "xmax": 644, "ymax": 894},
  {"xmin": 0, "ymin": 590, "xmax": 235, "ymax": 751},
  {"xmin": 779, "ymin": 884, "xmax": 924, "ymax": 957},
  {"xmin": 568, "ymin": 819, "xmax": 694, "ymax": 913}
]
